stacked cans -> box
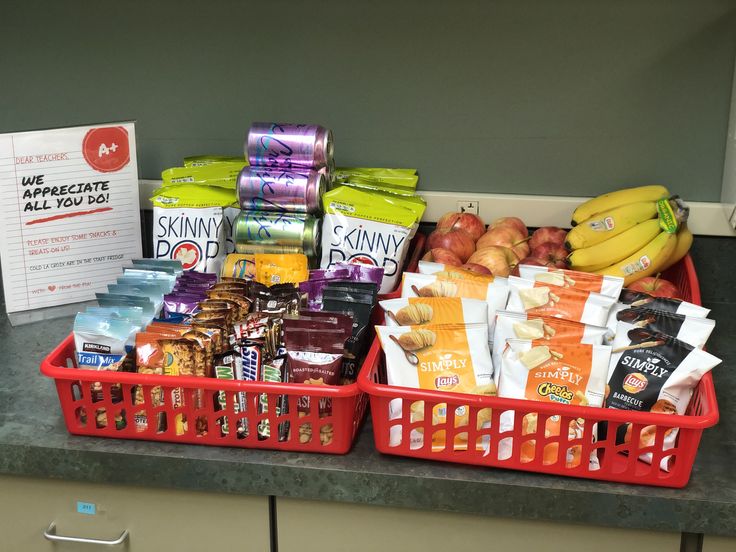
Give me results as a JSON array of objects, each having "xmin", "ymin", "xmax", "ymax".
[{"xmin": 234, "ymin": 123, "xmax": 334, "ymax": 258}]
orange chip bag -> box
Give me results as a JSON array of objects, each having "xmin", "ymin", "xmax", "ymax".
[
  {"xmin": 497, "ymin": 340, "xmax": 611, "ymax": 468},
  {"xmin": 255, "ymin": 253, "xmax": 309, "ymax": 286}
]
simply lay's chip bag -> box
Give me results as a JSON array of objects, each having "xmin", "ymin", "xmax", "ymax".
[
  {"xmin": 151, "ymin": 184, "xmax": 236, "ymax": 274},
  {"xmin": 320, "ymin": 185, "xmax": 425, "ymax": 294}
]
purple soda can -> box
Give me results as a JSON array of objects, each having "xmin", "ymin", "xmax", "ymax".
[
  {"xmin": 246, "ymin": 122, "xmax": 334, "ymax": 169},
  {"xmin": 237, "ymin": 166, "xmax": 325, "ymax": 214}
]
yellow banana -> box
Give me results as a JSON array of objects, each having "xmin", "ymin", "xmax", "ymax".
[
  {"xmin": 658, "ymin": 223, "xmax": 693, "ymax": 273},
  {"xmin": 568, "ymin": 218, "xmax": 662, "ymax": 269},
  {"xmin": 594, "ymin": 231, "xmax": 677, "ymax": 286},
  {"xmin": 571, "ymin": 185, "xmax": 669, "ymax": 226},
  {"xmin": 565, "ymin": 201, "xmax": 658, "ymax": 250}
]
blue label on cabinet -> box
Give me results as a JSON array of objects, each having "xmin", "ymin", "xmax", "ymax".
[{"xmin": 76, "ymin": 501, "xmax": 96, "ymax": 515}]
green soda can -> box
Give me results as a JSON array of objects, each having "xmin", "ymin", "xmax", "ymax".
[{"xmin": 233, "ymin": 210, "xmax": 320, "ymax": 258}]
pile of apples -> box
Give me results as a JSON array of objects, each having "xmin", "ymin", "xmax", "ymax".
[{"xmin": 424, "ymin": 212, "xmax": 570, "ymax": 277}]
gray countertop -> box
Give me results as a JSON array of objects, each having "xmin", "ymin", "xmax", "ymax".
[{"xmin": 0, "ymin": 238, "xmax": 734, "ymax": 537}]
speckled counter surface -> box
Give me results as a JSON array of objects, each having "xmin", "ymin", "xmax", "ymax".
[{"xmin": 0, "ymin": 238, "xmax": 734, "ymax": 537}]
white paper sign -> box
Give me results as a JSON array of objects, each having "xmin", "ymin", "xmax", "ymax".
[{"xmin": 0, "ymin": 122, "xmax": 142, "ymax": 314}]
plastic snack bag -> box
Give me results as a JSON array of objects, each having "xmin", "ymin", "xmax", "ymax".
[
  {"xmin": 517, "ymin": 265, "xmax": 624, "ymax": 298},
  {"xmin": 320, "ymin": 185, "xmax": 425, "ymax": 294},
  {"xmin": 506, "ymin": 276, "xmax": 615, "ymax": 327},
  {"xmin": 603, "ymin": 325, "xmax": 721, "ymax": 470},
  {"xmin": 610, "ymin": 308, "xmax": 715, "ymax": 349},
  {"xmin": 492, "ymin": 311, "xmax": 608, "ymax": 385},
  {"xmin": 379, "ymin": 297, "xmax": 488, "ymax": 327},
  {"xmin": 498, "ymin": 340, "xmax": 611, "ymax": 468},
  {"xmin": 376, "ymin": 323, "xmax": 495, "ymax": 451}
]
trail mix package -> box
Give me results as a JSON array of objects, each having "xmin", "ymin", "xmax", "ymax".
[
  {"xmin": 379, "ymin": 297, "xmax": 488, "ymax": 327},
  {"xmin": 506, "ymin": 276, "xmax": 615, "ymax": 327},
  {"xmin": 498, "ymin": 340, "xmax": 611, "ymax": 468},
  {"xmin": 376, "ymin": 324, "xmax": 495, "ymax": 451},
  {"xmin": 402, "ymin": 272, "xmax": 509, "ymax": 334},
  {"xmin": 516, "ymin": 265, "xmax": 624, "ymax": 298},
  {"xmin": 603, "ymin": 326, "xmax": 721, "ymax": 470},
  {"xmin": 611, "ymin": 308, "xmax": 715, "ymax": 349},
  {"xmin": 492, "ymin": 311, "xmax": 608, "ymax": 385}
]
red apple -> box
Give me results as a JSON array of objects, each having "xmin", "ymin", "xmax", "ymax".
[
  {"xmin": 489, "ymin": 216, "xmax": 528, "ymax": 238},
  {"xmin": 476, "ymin": 226, "xmax": 530, "ymax": 260},
  {"xmin": 467, "ymin": 246, "xmax": 519, "ymax": 277},
  {"xmin": 460, "ymin": 263, "xmax": 493, "ymax": 275},
  {"xmin": 423, "ymin": 248, "xmax": 463, "ymax": 266},
  {"xmin": 532, "ymin": 243, "xmax": 569, "ymax": 269},
  {"xmin": 628, "ymin": 275, "xmax": 679, "ymax": 298},
  {"xmin": 427, "ymin": 228, "xmax": 476, "ymax": 263},
  {"xmin": 436, "ymin": 211, "xmax": 486, "ymax": 242},
  {"xmin": 529, "ymin": 227, "xmax": 568, "ymax": 251}
]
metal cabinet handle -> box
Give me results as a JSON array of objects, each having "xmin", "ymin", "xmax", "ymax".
[{"xmin": 43, "ymin": 522, "xmax": 129, "ymax": 546}]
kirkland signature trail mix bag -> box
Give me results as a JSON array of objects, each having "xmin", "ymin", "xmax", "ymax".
[{"xmin": 320, "ymin": 185, "xmax": 425, "ymax": 294}]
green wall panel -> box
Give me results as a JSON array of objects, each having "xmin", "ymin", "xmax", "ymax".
[{"xmin": 1, "ymin": 0, "xmax": 735, "ymax": 201}]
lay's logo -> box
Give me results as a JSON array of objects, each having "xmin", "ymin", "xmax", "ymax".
[
  {"xmin": 623, "ymin": 372, "xmax": 648, "ymax": 393},
  {"xmin": 435, "ymin": 374, "xmax": 459, "ymax": 389}
]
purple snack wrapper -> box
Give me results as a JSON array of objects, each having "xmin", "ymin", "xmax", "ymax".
[
  {"xmin": 163, "ymin": 293, "xmax": 202, "ymax": 318},
  {"xmin": 179, "ymin": 272, "xmax": 217, "ymax": 283},
  {"xmin": 300, "ymin": 262, "xmax": 384, "ymax": 310},
  {"xmin": 338, "ymin": 262, "xmax": 384, "ymax": 286}
]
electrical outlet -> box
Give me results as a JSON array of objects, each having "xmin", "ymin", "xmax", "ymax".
[{"xmin": 457, "ymin": 200, "xmax": 479, "ymax": 215}]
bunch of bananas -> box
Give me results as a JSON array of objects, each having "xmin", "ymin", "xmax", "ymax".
[{"xmin": 567, "ymin": 185, "xmax": 693, "ymax": 285}]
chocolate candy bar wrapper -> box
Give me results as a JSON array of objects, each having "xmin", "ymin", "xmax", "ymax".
[
  {"xmin": 257, "ymin": 357, "xmax": 289, "ymax": 441},
  {"xmin": 214, "ymin": 350, "xmax": 247, "ymax": 437}
]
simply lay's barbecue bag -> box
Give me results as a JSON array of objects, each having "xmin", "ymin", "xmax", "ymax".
[
  {"xmin": 320, "ymin": 184, "xmax": 425, "ymax": 294},
  {"xmin": 151, "ymin": 184, "xmax": 237, "ymax": 274}
]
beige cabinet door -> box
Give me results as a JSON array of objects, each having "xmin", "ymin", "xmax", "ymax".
[
  {"xmin": 277, "ymin": 498, "xmax": 680, "ymax": 552},
  {"xmin": 703, "ymin": 535, "xmax": 736, "ymax": 552},
  {"xmin": 0, "ymin": 475, "xmax": 269, "ymax": 552}
]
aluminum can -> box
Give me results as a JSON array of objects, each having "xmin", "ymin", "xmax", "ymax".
[
  {"xmin": 237, "ymin": 166, "xmax": 325, "ymax": 214},
  {"xmin": 233, "ymin": 210, "xmax": 320, "ymax": 258},
  {"xmin": 247, "ymin": 122, "xmax": 334, "ymax": 169}
]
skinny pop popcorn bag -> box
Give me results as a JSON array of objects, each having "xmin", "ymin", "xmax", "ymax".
[{"xmin": 376, "ymin": 324, "xmax": 495, "ymax": 451}]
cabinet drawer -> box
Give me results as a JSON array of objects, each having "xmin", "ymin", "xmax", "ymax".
[
  {"xmin": 703, "ymin": 535, "xmax": 736, "ymax": 552},
  {"xmin": 276, "ymin": 498, "xmax": 680, "ymax": 552},
  {"xmin": 0, "ymin": 475, "xmax": 269, "ymax": 552}
]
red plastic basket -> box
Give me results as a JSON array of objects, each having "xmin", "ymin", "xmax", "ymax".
[
  {"xmin": 41, "ymin": 339, "xmax": 368, "ymax": 454},
  {"xmin": 38, "ymin": 234, "xmax": 428, "ymax": 454},
  {"xmin": 359, "ymin": 255, "xmax": 719, "ymax": 487}
]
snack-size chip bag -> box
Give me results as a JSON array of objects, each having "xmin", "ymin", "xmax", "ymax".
[
  {"xmin": 498, "ymin": 340, "xmax": 611, "ymax": 468},
  {"xmin": 320, "ymin": 185, "xmax": 425, "ymax": 294},
  {"xmin": 376, "ymin": 324, "xmax": 495, "ymax": 451},
  {"xmin": 603, "ymin": 325, "xmax": 721, "ymax": 470},
  {"xmin": 151, "ymin": 184, "xmax": 234, "ymax": 274},
  {"xmin": 611, "ymin": 308, "xmax": 715, "ymax": 349},
  {"xmin": 606, "ymin": 288, "xmax": 711, "ymax": 335},
  {"xmin": 507, "ymin": 276, "xmax": 615, "ymax": 327},
  {"xmin": 492, "ymin": 311, "xmax": 609, "ymax": 385},
  {"xmin": 402, "ymin": 272, "xmax": 509, "ymax": 334},
  {"xmin": 517, "ymin": 265, "xmax": 624, "ymax": 298},
  {"xmin": 255, "ymin": 254, "xmax": 309, "ymax": 285},
  {"xmin": 417, "ymin": 260, "xmax": 499, "ymax": 283},
  {"xmin": 379, "ymin": 297, "xmax": 488, "ymax": 327}
]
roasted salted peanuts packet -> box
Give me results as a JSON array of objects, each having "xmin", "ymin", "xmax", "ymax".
[
  {"xmin": 401, "ymin": 272, "xmax": 509, "ymax": 334},
  {"xmin": 376, "ymin": 324, "xmax": 495, "ymax": 451},
  {"xmin": 516, "ymin": 264, "xmax": 624, "ymax": 298},
  {"xmin": 506, "ymin": 276, "xmax": 615, "ymax": 328},
  {"xmin": 379, "ymin": 297, "xmax": 488, "ymax": 327},
  {"xmin": 604, "ymin": 325, "xmax": 721, "ymax": 470},
  {"xmin": 497, "ymin": 340, "xmax": 611, "ymax": 468},
  {"xmin": 492, "ymin": 311, "xmax": 608, "ymax": 385}
]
